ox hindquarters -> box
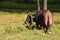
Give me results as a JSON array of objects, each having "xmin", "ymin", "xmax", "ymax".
[{"xmin": 43, "ymin": 10, "xmax": 53, "ymax": 34}]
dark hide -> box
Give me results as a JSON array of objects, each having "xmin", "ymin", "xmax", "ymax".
[
  {"xmin": 24, "ymin": 10, "xmax": 53, "ymax": 34},
  {"xmin": 35, "ymin": 10, "xmax": 44, "ymax": 28},
  {"xmin": 35, "ymin": 10, "xmax": 53, "ymax": 34}
]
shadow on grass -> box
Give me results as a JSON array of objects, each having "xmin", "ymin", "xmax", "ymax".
[{"xmin": 25, "ymin": 25, "xmax": 42, "ymax": 30}]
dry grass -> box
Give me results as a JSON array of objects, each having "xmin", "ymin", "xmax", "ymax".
[{"xmin": 0, "ymin": 11, "xmax": 60, "ymax": 40}]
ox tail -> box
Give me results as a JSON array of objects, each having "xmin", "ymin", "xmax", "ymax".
[
  {"xmin": 47, "ymin": 16, "xmax": 50, "ymax": 30},
  {"xmin": 45, "ymin": 16, "xmax": 50, "ymax": 34},
  {"xmin": 45, "ymin": 14, "xmax": 53, "ymax": 33}
]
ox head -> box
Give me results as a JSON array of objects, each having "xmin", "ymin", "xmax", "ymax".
[
  {"xmin": 24, "ymin": 13, "xmax": 32, "ymax": 25},
  {"xmin": 24, "ymin": 13, "xmax": 36, "ymax": 25}
]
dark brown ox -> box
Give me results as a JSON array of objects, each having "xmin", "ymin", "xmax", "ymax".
[
  {"xmin": 24, "ymin": 10, "xmax": 53, "ymax": 34},
  {"xmin": 35, "ymin": 10, "xmax": 53, "ymax": 34}
]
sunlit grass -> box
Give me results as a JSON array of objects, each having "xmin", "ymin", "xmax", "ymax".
[{"xmin": 0, "ymin": 11, "xmax": 60, "ymax": 40}]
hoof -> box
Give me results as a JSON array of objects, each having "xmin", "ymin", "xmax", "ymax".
[{"xmin": 45, "ymin": 32, "xmax": 51, "ymax": 35}]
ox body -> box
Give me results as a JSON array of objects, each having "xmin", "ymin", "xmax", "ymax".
[
  {"xmin": 35, "ymin": 10, "xmax": 53, "ymax": 34},
  {"xmin": 24, "ymin": 10, "xmax": 53, "ymax": 34}
]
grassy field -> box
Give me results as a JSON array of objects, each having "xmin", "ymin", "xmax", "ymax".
[{"xmin": 0, "ymin": 11, "xmax": 60, "ymax": 40}]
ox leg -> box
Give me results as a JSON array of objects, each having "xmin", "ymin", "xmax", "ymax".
[
  {"xmin": 29, "ymin": 15, "xmax": 33, "ymax": 29},
  {"xmin": 45, "ymin": 24, "xmax": 50, "ymax": 34},
  {"xmin": 36, "ymin": 22, "xmax": 38, "ymax": 28},
  {"xmin": 45, "ymin": 25, "xmax": 49, "ymax": 34},
  {"xmin": 36, "ymin": 23, "xmax": 41, "ymax": 29},
  {"xmin": 29, "ymin": 25, "xmax": 32, "ymax": 29}
]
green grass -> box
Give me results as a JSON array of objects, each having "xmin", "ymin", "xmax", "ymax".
[{"xmin": 0, "ymin": 11, "xmax": 60, "ymax": 40}]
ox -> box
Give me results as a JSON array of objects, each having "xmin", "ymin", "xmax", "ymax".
[{"xmin": 24, "ymin": 10, "xmax": 53, "ymax": 34}]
